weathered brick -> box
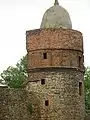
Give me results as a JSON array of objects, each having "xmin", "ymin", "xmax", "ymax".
[{"xmin": 26, "ymin": 28, "xmax": 85, "ymax": 120}]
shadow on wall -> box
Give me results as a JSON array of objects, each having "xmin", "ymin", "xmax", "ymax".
[{"xmin": 0, "ymin": 87, "xmax": 41, "ymax": 120}]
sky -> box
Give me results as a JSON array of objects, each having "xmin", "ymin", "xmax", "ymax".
[{"xmin": 0, "ymin": 0, "xmax": 90, "ymax": 73}]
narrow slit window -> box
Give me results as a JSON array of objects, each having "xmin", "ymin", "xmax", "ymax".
[
  {"xmin": 45, "ymin": 100, "xmax": 49, "ymax": 106},
  {"xmin": 41, "ymin": 79, "xmax": 45, "ymax": 85},
  {"xmin": 79, "ymin": 56, "xmax": 82, "ymax": 68},
  {"xmin": 43, "ymin": 53, "xmax": 47, "ymax": 59},
  {"xmin": 79, "ymin": 82, "xmax": 82, "ymax": 96}
]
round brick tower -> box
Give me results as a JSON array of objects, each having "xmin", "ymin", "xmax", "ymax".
[{"xmin": 26, "ymin": 1, "xmax": 85, "ymax": 120}]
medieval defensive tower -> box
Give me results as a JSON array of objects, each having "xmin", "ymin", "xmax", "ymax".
[{"xmin": 26, "ymin": 0, "xmax": 85, "ymax": 120}]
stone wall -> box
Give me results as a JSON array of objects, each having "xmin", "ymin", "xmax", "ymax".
[
  {"xmin": 0, "ymin": 85, "xmax": 87, "ymax": 120},
  {"xmin": 0, "ymin": 87, "xmax": 41, "ymax": 120},
  {"xmin": 27, "ymin": 69, "xmax": 85, "ymax": 120}
]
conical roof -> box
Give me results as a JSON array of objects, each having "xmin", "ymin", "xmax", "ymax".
[{"xmin": 40, "ymin": 0, "xmax": 72, "ymax": 29}]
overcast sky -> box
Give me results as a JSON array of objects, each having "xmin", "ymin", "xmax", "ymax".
[{"xmin": 0, "ymin": 0, "xmax": 90, "ymax": 73}]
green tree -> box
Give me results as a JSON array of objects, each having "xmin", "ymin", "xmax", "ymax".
[
  {"xmin": 0, "ymin": 56, "xmax": 28, "ymax": 88},
  {"xmin": 84, "ymin": 67, "xmax": 90, "ymax": 110}
]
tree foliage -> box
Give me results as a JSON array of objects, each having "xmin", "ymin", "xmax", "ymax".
[
  {"xmin": 0, "ymin": 56, "xmax": 28, "ymax": 88},
  {"xmin": 84, "ymin": 67, "xmax": 90, "ymax": 110}
]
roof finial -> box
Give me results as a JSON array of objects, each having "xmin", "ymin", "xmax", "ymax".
[{"xmin": 54, "ymin": 0, "xmax": 59, "ymax": 5}]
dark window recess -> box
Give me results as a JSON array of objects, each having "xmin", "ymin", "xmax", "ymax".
[
  {"xmin": 79, "ymin": 82, "xmax": 82, "ymax": 96},
  {"xmin": 43, "ymin": 53, "xmax": 47, "ymax": 59},
  {"xmin": 45, "ymin": 100, "xmax": 49, "ymax": 106},
  {"xmin": 41, "ymin": 79, "xmax": 45, "ymax": 85},
  {"xmin": 79, "ymin": 56, "xmax": 82, "ymax": 68}
]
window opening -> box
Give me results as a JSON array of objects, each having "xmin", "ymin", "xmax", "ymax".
[
  {"xmin": 45, "ymin": 100, "xmax": 49, "ymax": 106},
  {"xmin": 79, "ymin": 56, "xmax": 82, "ymax": 68},
  {"xmin": 43, "ymin": 53, "xmax": 47, "ymax": 59},
  {"xmin": 41, "ymin": 79, "xmax": 45, "ymax": 85},
  {"xmin": 79, "ymin": 82, "xmax": 82, "ymax": 96}
]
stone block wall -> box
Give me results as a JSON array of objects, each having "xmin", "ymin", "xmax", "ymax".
[
  {"xmin": 0, "ymin": 87, "xmax": 41, "ymax": 120},
  {"xmin": 26, "ymin": 69, "xmax": 85, "ymax": 120}
]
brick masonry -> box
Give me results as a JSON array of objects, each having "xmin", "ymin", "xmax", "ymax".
[
  {"xmin": 26, "ymin": 29, "xmax": 83, "ymax": 52},
  {"xmin": 26, "ymin": 28, "xmax": 84, "ymax": 72},
  {"xmin": 26, "ymin": 28, "xmax": 85, "ymax": 120}
]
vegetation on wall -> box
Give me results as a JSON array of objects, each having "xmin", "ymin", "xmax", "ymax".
[
  {"xmin": 0, "ymin": 55, "xmax": 90, "ymax": 111},
  {"xmin": 27, "ymin": 103, "xmax": 33, "ymax": 115}
]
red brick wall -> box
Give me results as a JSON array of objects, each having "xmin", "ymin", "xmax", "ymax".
[
  {"xmin": 26, "ymin": 29, "xmax": 84, "ymax": 72},
  {"xmin": 26, "ymin": 29, "xmax": 83, "ymax": 52}
]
